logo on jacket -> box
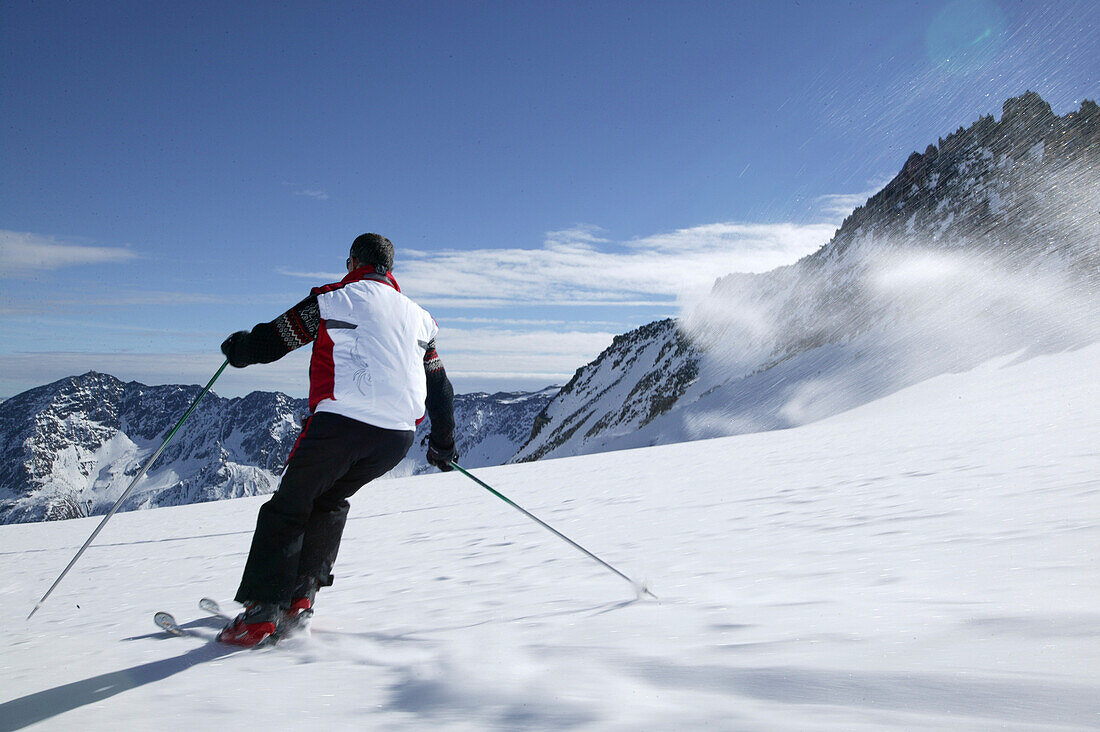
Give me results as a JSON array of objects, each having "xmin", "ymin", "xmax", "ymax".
[{"xmin": 351, "ymin": 339, "xmax": 373, "ymax": 392}]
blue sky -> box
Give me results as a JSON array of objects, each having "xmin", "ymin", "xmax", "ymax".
[{"xmin": 1, "ymin": 0, "xmax": 1097, "ymax": 399}]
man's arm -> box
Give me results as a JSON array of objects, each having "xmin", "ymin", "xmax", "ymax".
[
  {"xmin": 423, "ymin": 339, "xmax": 457, "ymax": 470},
  {"xmin": 221, "ymin": 295, "xmax": 320, "ymax": 367}
]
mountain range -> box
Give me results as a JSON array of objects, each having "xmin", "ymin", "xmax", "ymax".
[
  {"xmin": 2, "ymin": 91, "xmax": 1096, "ymax": 523},
  {"xmin": 0, "ymin": 374, "xmax": 556, "ymax": 523}
]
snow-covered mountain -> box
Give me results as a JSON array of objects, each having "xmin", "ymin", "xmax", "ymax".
[
  {"xmin": 0, "ymin": 373, "xmax": 557, "ymax": 524},
  {"xmin": 0, "ymin": 373, "xmax": 307, "ymax": 524},
  {"xmin": 516, "ymin": 92, "xmax": 1099, "ymax": 460},
  {"xmin": 512, "ymin": 319, "xmax": 699, "ymax": 462}
]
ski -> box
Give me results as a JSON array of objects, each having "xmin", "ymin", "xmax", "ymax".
[
  {"xmin": 153, "ymin": 598, "xmax": 228, "ymax": 637},
  {"xmin": 152, "ymin": 599, "xmax": 227, "ymax": 641},
  {"xmin": 154, "ymin": 597, "xmax": 311, "ymax": 647}
]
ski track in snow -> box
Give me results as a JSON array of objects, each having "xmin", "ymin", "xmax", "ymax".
[{"xmin": 1, "ymin": 345, "xmax": 1098, "ymax": 730}]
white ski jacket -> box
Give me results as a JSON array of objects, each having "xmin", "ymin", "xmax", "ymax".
[{"xmin": 308, "ymin": 270, "xmax": 438, "ymax": 432}]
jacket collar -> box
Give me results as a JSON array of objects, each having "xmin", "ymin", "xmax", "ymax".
[{"xmin": 342, "ymin": 266, "xmax": 401, "ymax": 293}]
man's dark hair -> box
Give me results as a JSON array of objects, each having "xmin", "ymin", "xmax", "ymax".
[{"xmin": 350, "ymin": 233, "xmax": 395, "ymax": 273}]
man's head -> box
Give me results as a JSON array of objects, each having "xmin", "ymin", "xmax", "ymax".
[{"xmin": 349, "ymin": 233, "xmax": 395, "ymax": 273}]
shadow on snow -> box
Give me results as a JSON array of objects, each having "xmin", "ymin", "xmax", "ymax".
[{"xmin": 0, "ymin": 618, "xmax": 234, "ymax": 732}]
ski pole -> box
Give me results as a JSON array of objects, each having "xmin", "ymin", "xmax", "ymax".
[
  {"xmin": 449, "ymin": 461, "xmax": 656, "ymax": 600},
  {"xmin": 27, "ymin": 359, "xmax": 230, "ymax": 620}
]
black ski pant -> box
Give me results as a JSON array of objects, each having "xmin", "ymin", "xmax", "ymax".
[{"xmin": 235, "ymin": 411, "xmax": 414, "ymax": 606}]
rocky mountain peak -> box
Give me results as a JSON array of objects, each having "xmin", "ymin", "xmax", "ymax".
[
  {"xmin": 1000, "ymin": 90, "xmax": 1056, "ymax": 133},
  {"xmin": 818, "ymin": 92, "xmax": 1098, "ymax": 263}
]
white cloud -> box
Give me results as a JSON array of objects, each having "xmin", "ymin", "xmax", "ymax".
[
  {"xmin": 439, "ymin": 327, "xmax": 615, "ymax": 357},
  {"xmin": 427, "ymin": 326, "xmax": 614, "ymax": 391},
  {"xmin": 816, "ymin": 192, "xmax": 874, "ymax": 220},
  {"xmin": 0, "ymin": 230, "xmax": 137, "ymax": 276},
  {"xmin": 815, "ymin": 178, "xmax": 893, "ymax": 221},
  {"xmin": 0, "ymin": 214, "xmax": 849, "ymax": 396},
  {"xmin": 446, "ymin": 315, "xmax": 622, "ymax": 328},
  {"xmin": 58, "ymin": 292, "xmax": 232, "ymax": 307},
  {"xmin": 0, "ymin": 328, "xmax": 605, "ymax": 399},
  {"xmin": 6, "ymin": 290, "xmax": 295, "ymax": 312},
  {"xmin": 447, "ymin": 372, "xmax": 571, "ymax": 392},
  {"xmin": 295, "ymin": 189, "xmax": 330, "ymax": 200},
  {"xmin": 415, "ymin": 295, "xmax": 675, "ymax": 308},
  {"xmin": 394, "ymin": 221, "xmax": 835, "ymax": 308},
  {"xmin": 0, "ymin": 350, "xmax": 315, "ymax": 401},
  {"xmin": 272, "ymin": 219, "xmax": 840, "ymax": 309},
  {"xmin": 275, "ymin": 266, "xmax": 344, "ymax": 281}
]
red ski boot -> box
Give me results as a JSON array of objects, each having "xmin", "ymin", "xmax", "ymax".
[
  {"xmin": 286, "ymin": 596, "xmax": 312, "ymax": 619},
  {"xmin": 283, "ymin": 577, "xmax": 318, "ymax": 633},
  {"xmin": 217, "ymin": 603, "xmax": 280, "ymax": 647},
  {"xmin": 282, "ymin": 596, "xmax": 314, "ymax": 635}
]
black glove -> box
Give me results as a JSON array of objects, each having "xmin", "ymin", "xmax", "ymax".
[
  {"xmin": 426, "ymin": 436, "xmax": 457, "ymax": 472},
  {"xmin": 220, "ymin": 331, "xmax": 252, "ymax": 368}
]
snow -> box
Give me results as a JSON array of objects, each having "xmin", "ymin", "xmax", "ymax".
[{"xmin": 2, "ymin": 344, "xmax": 1098, "ymax": 730}]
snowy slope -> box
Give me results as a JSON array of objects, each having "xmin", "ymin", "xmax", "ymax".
[{"xmin": 3, "ymin": 343, "xmax": 1097, "ymax": 730}]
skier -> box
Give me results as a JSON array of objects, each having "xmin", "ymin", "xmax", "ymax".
[{"xmin": 216, "ymin": 233, "xmax": 457, "ymax": 647}]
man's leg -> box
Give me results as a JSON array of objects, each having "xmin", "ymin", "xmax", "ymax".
[
  {"xmin": 295, "ymin": 424, "xmax": 414, "ymax": 596},
  {"xmin": 234, "ymin": 413, "xmax": 364, "ymax": 606}
]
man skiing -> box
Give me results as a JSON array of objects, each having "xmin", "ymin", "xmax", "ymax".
[{"xmin": 216, "ymin": 233, "xmax": 457, "ymax": 647}]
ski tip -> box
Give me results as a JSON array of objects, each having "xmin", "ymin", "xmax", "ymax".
[
  {"xmin": 154, "ymin": 611, "xmax": 183, "ymax": 635},
  {"xmin": 199, "ymin": 597, "xmax": 230, "ymax": 619}
]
